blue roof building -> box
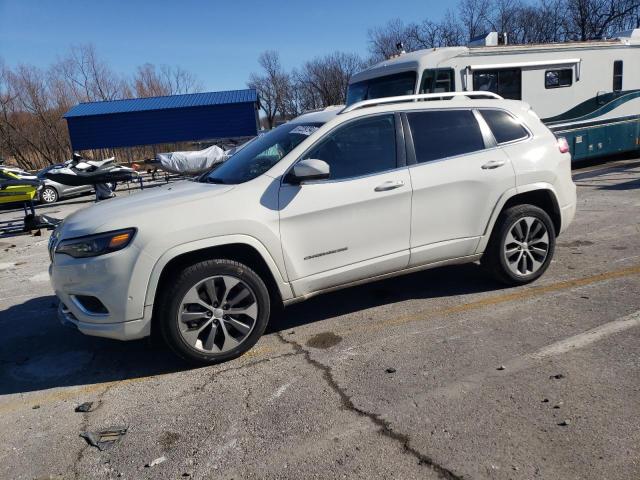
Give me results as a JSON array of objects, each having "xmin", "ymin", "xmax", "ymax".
[{"xmin": 64, "ymin": 89, "xmax": 259, "ymax": 151}]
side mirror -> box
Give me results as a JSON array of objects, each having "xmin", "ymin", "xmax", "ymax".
[{"xmin": 287, "ymin": 159, "xmax": 330, "ymax": 184}]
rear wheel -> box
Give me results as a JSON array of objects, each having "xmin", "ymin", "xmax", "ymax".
[
  {"xmin": 158, "ymin": 259, "xmax": 270, "ymax": 364},
  {"xmin": 40, "ymin": 186, "xmax": 58, "ymax": 204},
  {"xmin": 482, "ymin": 204, "xmax": 555, "ymax": 285}
]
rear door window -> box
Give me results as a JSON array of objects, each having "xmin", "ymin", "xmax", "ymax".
[
  {"xmin": 406, "ymin": 110, "xmax": 485, "ymax": 163},
  {"xmin": 479, "ymin": 110, "xmax": 529, "ymax": 144}
]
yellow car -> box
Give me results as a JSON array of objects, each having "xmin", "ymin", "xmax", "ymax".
[{"xmin": 0, "ymin": 170, "xmax": 41, "ymax": 205}]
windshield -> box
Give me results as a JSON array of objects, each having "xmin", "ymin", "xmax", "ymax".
[
  {"xmin": 346, "ymin": 71, "xmax": 417, "ymax": 106},
  {"xmin": 205, "ymin": 122, "xmax": 324, "ymax": 184}
]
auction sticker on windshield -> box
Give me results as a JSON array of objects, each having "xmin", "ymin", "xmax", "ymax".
[{"xmin": 290, "ymin": 125, "xmax": 319, "ymax": 136}]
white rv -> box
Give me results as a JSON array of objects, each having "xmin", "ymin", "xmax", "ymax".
[{"xmin": 347, "ymin": 30, "xmax": 640, "ymax": 161}]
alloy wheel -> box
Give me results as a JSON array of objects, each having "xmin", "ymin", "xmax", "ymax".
[
  {"xmin": 177, "ymin": 275, "xmax": 258, "ymax": 353},
  {"xmin": 503, "ymin": 216, "xmax": 550, "ymax": 276},
  {"xmin": 41, "ymin": 187, "xmax": 57, "ymax": 203}
]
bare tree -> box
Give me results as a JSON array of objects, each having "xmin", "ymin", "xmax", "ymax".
[
  {"xmin": 296, "ymin": 52, "xmax": 366, "ymax": 108},
  {"xmin": 246, "ymin": 50, "xmax": 291, "ymax": 128},
  {"xmin": 247, "ymin": 72, "xmax": 278, "ymax": 129},
  {"xmin": 133, "ymin": 64, "xmax": 201, "ymax": 97},
  {"xmin": 0, "ymin": 44, "xmax": 203, "ymax": 169},
  {"xmin": 565, "ymin": 0, "xmax": 639, "ymax": 40},
  {"xmin": 367, "ymin": 19, "xmax": 423, "ymax": 62}
]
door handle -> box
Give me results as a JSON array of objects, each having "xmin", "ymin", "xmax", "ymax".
[
  {"xmin": 374, "ymin": 180, "xmax": 405, "ymax": 192},
  {"xmin": 481, "ymin": 160, "xmax": 506, "ymax": 169}
]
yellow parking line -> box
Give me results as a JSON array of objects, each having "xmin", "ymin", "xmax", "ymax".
[
  {"xmin": 336, "ymin": 264, "xmax": 640, "ymax": 335},
  {"xmin": 2, "ymin": 265, "xmax": 639, "ymax": 414}
]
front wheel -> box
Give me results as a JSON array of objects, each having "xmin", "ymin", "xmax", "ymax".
[
  {"xmin": 482, "ymin": 204, "xmax": 556, "ymax": 286},
  {"xmin": 158, "ymin": 259, "xmax": 270, "ymax": 364}
]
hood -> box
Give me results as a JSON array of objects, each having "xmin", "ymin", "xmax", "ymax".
[{"xmin": 60, "ymin": 180, "xmax": 233, "ymax": 238}]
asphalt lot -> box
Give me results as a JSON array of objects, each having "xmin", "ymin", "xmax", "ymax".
[{"xmin": 0, "ymin": 157, "xmax": 639, "ymax": 479}]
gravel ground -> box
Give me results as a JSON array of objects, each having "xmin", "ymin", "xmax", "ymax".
[{"xmin": 0, "ymin": 157, "xmax": 639, "ymax": 479}]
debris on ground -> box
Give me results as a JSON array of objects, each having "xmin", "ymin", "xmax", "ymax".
[
  {"xmin": 145, "ymin": 456, "xmax": 167, "ymax": 468},
  {"xmin": 75, "ymin": 402, "xmax": 95, "ymax": 413},
  {"xmin": 80, "ymin": 426, "xmax": 128, "ymax": 451},
  {"xmin": 385, "ymin": 368, "xmax": 396, "ymax": 374},
  {"xmin": 550, "ymin": 373, "xmax": 565, "ymax": 380}
]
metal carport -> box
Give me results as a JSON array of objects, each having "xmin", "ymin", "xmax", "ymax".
[{"xmin": 64, "ymin": 89, "xmax": 259, "ymax": 151}]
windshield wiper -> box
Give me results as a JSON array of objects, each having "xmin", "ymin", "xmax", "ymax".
[{"xmin": 205, "ymin": 177, "xmax": 227, "ymax": 184}]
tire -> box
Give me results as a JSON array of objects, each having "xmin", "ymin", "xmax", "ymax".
[
  {"xmin": 481, "ymin": 204, "xmax": 556, "ymax": 286},
  {"xmin": 158, "ymin": 259, "xmax": 271, "ymax": 365},
  {"xmin": 40, "ymin": 186, "xmax": 58, "ymax": 204}
]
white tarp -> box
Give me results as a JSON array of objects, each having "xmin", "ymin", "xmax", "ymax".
[{"xmin": 158, "ymin": 145, "xmax": 228, "ymax": 175}]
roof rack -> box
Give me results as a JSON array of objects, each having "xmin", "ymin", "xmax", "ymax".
[{"xmin": 341, "ymin": 91, "xmax": 503, "ymax": 114}]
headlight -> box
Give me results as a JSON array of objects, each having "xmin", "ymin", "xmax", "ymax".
[{"xmin": 56, "ymin": 228, "xmax": 136, "ymax": 258}]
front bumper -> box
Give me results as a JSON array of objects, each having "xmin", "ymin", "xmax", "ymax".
[
  {"xmin": 58, "ymin": 301, "xmax": 151, "ymax": 341},
  {"xmin": 49, "ymin": 242, "xmax": 153, "ymax": 341}
]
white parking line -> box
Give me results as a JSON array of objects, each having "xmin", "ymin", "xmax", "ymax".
[{"xmin": 424, "ymin": 310, "xmax": 640, "ymax": 402}]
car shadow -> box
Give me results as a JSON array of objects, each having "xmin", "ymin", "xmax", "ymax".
[
  {"xmin": 0, "ymin": 263, "xmax": 505, "ymax": 395},
  {"xmin": 0, "ymin": 295, "xmax": 186, "ymax": 395},
  {"xmin": 598, "ymin": 178, "xmax": 640, "ymax": 190},
  {"xmin": 268, "ymin": 262, "xmax": 505, "ymax": 333}
]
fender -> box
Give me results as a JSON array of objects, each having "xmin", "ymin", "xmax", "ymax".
[
  {"xmin": 143, "ymin": 234, "xmax": 295, "ymax": 309},
  {"xmin": 476, "ymin": 182, "xmax": 560, "ymax": 253}
]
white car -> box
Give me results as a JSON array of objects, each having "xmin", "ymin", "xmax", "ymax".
[{"xmin": 49, "ymin": 92, "xmax": 576, "ymax": 364}]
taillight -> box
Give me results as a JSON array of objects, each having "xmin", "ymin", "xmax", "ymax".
[{"xmin": 557, "ymin": 137, "xmax": 570, "ymax": 154}]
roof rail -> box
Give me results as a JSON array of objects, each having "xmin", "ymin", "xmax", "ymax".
[{"xmin": 340, "ymin": 91, "xmax": 504, "ymax": 114}]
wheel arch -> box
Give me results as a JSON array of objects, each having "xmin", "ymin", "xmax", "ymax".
[
  {"xmin": 478, "ymin": 184, "xmax": 562, "ymax": 253},
  {"xmin": 146, "ymin": 236, "xmax": 293, "ymax": 325}
]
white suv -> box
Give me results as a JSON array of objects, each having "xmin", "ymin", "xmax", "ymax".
[{"xmin": 49, "ymin": 93, "xmax": 576, "ymax": 364}]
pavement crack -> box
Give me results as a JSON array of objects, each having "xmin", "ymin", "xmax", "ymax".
[
  {"xmin": 276, "ymin": 332, "xmax": 464, "ymax": 480},
  {"xmin": 72, "ymin": 382, "xmax": 115, "ymax": 479},
  {"xmin": 208, "ymin": 351, "xmax": 300, "ymax": 381}
]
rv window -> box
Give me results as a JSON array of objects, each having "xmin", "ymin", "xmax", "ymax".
[
  {"xmin": 480, "ymin": 110, "xmax": 529, "ymax": 144},
  {"xmin": 419, "ymin": 69, "xmax": 454, "ymax": 94},
  {"xmin": 473, "ymin": 68, "xmax": 521, "ymax": 100},
  {"xmin": 406, "ymin": 110, "xmax": 485, "ymax": 163},
  {"xmin": 545, "ymin": 69, "xmax": 572, "ymax": 89},
  {"xmin": 613, "ymin": 61, "xmax": 623, "ymax": 91},
  {"xmin": 345, "ymin": 71, "xmax": 417, "ymax": 106}
]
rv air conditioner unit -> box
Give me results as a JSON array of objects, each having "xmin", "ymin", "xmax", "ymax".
[{"xmin": 468, "ymin": 31, "xmax": 508, "ymax": 47}]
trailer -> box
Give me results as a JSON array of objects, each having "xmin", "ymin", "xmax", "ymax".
[{"xmin": 347, "ymin": 30, "xmax": 640, "ymax": 161}]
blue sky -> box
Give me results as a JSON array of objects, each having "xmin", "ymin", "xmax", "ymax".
[{"xmin": 0, "ymin": 0, "xmax": 449, "ymax": 91}]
